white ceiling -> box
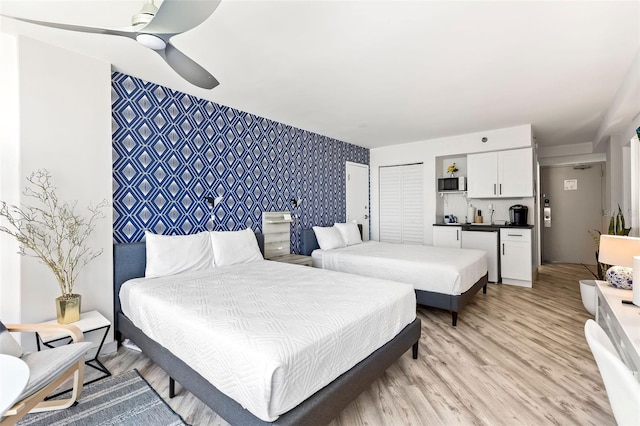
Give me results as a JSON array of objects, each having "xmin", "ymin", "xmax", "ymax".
[{"xmin": 1, "ymin": 0, "xmax": 639, "ymax": 149}]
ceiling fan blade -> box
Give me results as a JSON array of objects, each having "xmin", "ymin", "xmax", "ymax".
[
  {"xmin": 5, "ymin": 16, "xmax": 135, "ymax": 38},
  {"xmin": 142, "ymin": 0, "xmax": 222, "ymax": 34},
  {"xmin": 159, "ymin": 42, "xmax": 219, "ymax": 89}
]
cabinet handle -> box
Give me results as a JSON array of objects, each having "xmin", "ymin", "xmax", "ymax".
[
  {"xmin": 456, "ymin": 230, "xmax": 459, "ymax": 241},
  {"xmin": 502, "ymin": 243, "xmax": 505, "ymax": 255},
  {"xmin": 507, "ymin": 234, "xmax": 523, "ymax": 237},
  {"xmin": 493, "ymin": 184, "xmax": 496, "ymax": 195},
  {"xmin": 499, "ymin": 184, "xmax": 502, "ymax": 195}
]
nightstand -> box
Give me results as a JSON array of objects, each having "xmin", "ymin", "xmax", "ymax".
[
  {"xmin": 270, "ymin": 253, "xmax": 313, "ymax": 267},
  {"xmin": 35, "ymin": 310, "xmax": 111, "ymax": 397}
]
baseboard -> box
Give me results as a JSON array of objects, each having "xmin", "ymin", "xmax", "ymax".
[{"xmin": 502, "ymin": 278, "xmax": 533, "ymax": 288}]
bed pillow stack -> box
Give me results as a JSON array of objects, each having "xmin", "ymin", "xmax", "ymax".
[
  {"xmin": 144, "ymin": 228, "xmax": 263, "ymax": 277},
  {"xmin": 145, "ymin": 231, "xmax": 214, "ymax": 278},
  {"xmin": 312, "ymin": 226, "xmax": 346, "ymax": 250},
  {"xmin": 210, "ymin": 228, "xmax": 263, "ymax": 267},
  {"xmin": 313, "ymin": 221, "xmax": 362, "ymax": 250},
  {"xmin": 334, "ymin": 221, "xmax": 362, "ymax": 246}
]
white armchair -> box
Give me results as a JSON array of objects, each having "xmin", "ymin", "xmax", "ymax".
[{"xmin": 0, "ymin": 320, "xmax": 92, "ymax": 426}]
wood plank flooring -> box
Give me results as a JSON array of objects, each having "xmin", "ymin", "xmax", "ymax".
[{"xmin": 101, "ymin": 263, "xmax": 614, "ymax": 425}]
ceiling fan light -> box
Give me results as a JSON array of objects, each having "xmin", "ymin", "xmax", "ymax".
[{"xmin": 136, "ymin": 33, "xmax": 166, "ymax": 50}]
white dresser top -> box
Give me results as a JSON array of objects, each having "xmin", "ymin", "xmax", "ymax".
[{"xmin": 596, "ymin": 281, "xmax": 640, "ymax": 372}]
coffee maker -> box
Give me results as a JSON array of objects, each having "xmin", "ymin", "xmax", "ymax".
[{"xmin": 509, "ymin": 205, "xmax": 528, "ymax": 225}]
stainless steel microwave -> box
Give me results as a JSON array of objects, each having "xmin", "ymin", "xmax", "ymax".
[{"xmin": 438, "ymin": 176, "xmax": 466, "ymax": 192}]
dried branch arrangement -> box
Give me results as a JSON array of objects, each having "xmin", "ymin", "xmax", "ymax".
[{"xmin": 0, "ymin": 170, "xmax": 108, "ymax": 297}]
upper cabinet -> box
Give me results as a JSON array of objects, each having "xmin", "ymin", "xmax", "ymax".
[{"xmin": 467, "ymin": 148, "xmax": 533, "ymax": 198}]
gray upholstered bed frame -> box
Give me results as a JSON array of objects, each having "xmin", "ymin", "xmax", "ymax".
[
  {"xmin": 300, "ymin": 228, "xmax": 488, "ymax": 326},
  {"xmin": 113, "ymin": 234, "xmax": 421, "ymax": 426}
]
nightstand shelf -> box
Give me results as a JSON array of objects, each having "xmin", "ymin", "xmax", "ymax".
[
  {"xmin": 269, "ymin": 254, "xmax": 313, "ymax": 267},
  {"xmin": 35, "ymin": 310, "xmax": 111, "ymax": 397}
]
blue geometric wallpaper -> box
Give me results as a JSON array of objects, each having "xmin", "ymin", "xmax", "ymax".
[{"xmin": 112, "ymin": 72, "xmax": 369, "ymax": 253}]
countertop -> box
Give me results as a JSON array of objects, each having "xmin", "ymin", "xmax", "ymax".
[{"xmin": 433, "ymin": 223, "xmax": 534, "ymax": 230}]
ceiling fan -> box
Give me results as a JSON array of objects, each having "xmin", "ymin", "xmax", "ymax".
[{"xmin": 4, "ymin": 0, "xmax": 221, "ymax": 89}]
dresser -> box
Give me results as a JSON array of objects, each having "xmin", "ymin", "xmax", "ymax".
[
  {"xmin": 595, "ymin": 280, "xmax": 640, "ymax": 381},
  {"xmin": 262, "ymin": 211, "xmax": 293, "ymax": 259}
]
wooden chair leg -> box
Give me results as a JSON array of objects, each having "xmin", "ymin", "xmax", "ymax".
[
  {"xmin": 31, "ymin": 360, "xmax": 85, "ymax": 413},
  {"xmin": 1, "ymin": 359, "xmax": 85, "ymax": 424}
]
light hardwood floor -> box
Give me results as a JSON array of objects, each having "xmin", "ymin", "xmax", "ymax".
[{"xmin": 102, "ymin": 263, "xmax": 614, "ymax": 425}]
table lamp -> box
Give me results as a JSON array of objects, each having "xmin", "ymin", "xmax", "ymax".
[{"xmin": 598, "ymin": 235, "xmax": 640, "ymax": 290}]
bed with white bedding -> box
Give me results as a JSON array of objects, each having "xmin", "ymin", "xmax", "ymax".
[
  {"xmin": 120, "ymin": 261, "xmax": 416, "ymax": 422},
  {"xmin": 301, "ymin": 225, "xmax": 489, "ymax": 326},
  {"xmin": 113, "ymin": 229, "xmax": 421, "ymax": 426}
]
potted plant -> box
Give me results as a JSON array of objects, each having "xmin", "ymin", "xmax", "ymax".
[
  {"xmin": 587, "ymin": 205, "xmax": 631, "ymax": 280},
  {"xmin": 0, "ymin": 170, "xmax": 107, "ymax": 323},
  {"xmin": 447, "ymin": 162, "xmax": 459, "ymax": 177}
]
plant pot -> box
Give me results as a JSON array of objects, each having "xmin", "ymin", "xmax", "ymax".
[{"xmin": 56, "ymin": 294, "xmax": 81, "ymax": 324}]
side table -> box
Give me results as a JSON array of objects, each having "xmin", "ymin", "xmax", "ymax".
[
  {"xmin": 35, "ymin": 310, "xmax": 111, "ymax": 397},
  {"xmin": 269, "ymin": 253, "xmax": 313, "ymax": 267}
]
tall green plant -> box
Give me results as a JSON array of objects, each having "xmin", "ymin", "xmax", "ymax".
[
  {"xmin": 587, "ymin": 204, "xmax": 631, "ymax": 279},
  {"xmin": 608, "ymin": 204, "xmax": 630, "ymax": 236}
]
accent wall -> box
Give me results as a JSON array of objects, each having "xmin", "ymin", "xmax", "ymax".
[{"xmin": 112, "ymin": 72, "xmax": 369, "ymax": 253}]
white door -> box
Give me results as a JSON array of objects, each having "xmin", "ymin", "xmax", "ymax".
[
  {"xmin": 379, "ymin": 164, "xmax": 424, "ymax": 244},
  {"xmin": 346, "ymin": 162, "xmax": 370, "ymax": 241}
]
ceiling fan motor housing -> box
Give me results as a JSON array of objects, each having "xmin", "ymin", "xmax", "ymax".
[{"xmin": 131, "ymin": 2, "xmax": 157, "ymax": 27}]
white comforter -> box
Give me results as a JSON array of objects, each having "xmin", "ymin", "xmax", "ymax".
[
  {"xmin": 312, "ymin": 241, "xmax": 487, "ymax": 295},
  {"xmin": 120, "ymin": 260, "xmax": 416, "ymax": 422}
]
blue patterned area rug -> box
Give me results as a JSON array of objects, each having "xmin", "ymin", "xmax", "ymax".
[{"xmin": 18, "ymin": 370, "xmax": 188, "ymax": 426}]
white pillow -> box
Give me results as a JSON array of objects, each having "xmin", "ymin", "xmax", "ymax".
[
  {"xmin": 334, "ymin": 221, "xmax": 362, "ymax": 246},
  {"xmin": 210, "ymin": 228, "xmax": 263, "ymax": 267},
  {"xmin": 145, "ymin": 231, "xmax": 214, "ymax": 278},
  {"xmin": 313, "ymin": 226, "xmax": 346, "ymax": 250}
]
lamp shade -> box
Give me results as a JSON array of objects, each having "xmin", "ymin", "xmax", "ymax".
[{"xmin": 599, "ymin": 235, "xmax": 640, "ymax": 267}]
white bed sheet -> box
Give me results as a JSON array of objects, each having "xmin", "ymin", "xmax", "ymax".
[
  {"xmin": 312, "ymin": 241, "xmax": 487, "ymax": 295},
  {"xmin": 120, "ymin": 260, "xmax": 416, "ymax": 422}
]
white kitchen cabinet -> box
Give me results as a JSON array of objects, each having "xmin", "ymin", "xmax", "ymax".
[
  {"xmin": 433, "ymin": 225, "xmax": 462, "ymax": 248},
  {"xmin": 466, "ymin": 152, "xmax": 498, "ymax": 198},
  {"xmin": 500, "ymin": 228, "xmax": 532, "ymax": 287},
  {"xmin": 461, "ymin": 230, "xmax": 499, "ymax": 282},
  {"xmin": 467, "ymin": 148, "xmax": 533, "ymax": 198}
]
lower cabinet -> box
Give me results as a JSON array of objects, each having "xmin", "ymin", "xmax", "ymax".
[
  {"xmin": 432, "ymin": 226, "xmax": 462, "ymax": 248},
  {"xmin": 500, "ymin": 228, "xmax": 532, "ymax": 287}
]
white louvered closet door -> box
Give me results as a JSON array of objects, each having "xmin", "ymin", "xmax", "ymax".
[{"xmin": 379, "ymin": 164, "xmax": 424, "ymax": 244}]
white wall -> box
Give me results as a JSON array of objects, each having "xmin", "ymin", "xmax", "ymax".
[
  {"xmin": 0, "ymin": 33, "xmax": 22, "ymax": 326},
  {"xmin": 370, "ymin": 124, "xmax": 533, "ymax": 243},
  {"xmin": 0, "ymin": 35, "xmax": 113, "ymax": 351},
  {"xmin": 537, "ymin": 142, "xmax": 606, "ymax": 167}
]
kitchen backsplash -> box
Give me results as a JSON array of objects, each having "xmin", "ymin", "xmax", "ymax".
[{"xmin": 438, "ymin": 195, "xmax": 534, "ymax": 225}]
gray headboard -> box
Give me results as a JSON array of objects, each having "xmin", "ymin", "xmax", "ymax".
[
  {"xmin": 113, "ymin": 233, "xmax": 265, "ymax": 336},
  {"xmin": 300, "ymin": 229, "xmax": 320, "ymax": 256},
  {"xmin": 300, "ymin": 225, "xmax": 363, "ymax": 256}
]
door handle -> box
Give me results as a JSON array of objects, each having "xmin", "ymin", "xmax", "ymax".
[{"xmin": 544, "ymin": 207, "xmax": 551, "ymax": 228}]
